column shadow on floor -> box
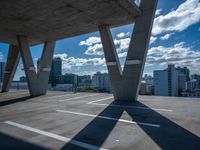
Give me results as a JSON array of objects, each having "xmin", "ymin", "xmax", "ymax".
[
  {"xmin": 61, "ymin": 100, "xmax": 200, "ymax": 150},
  {"xmin": 0, "ymin": 132, "xmax": 48, "ymax": 150},
  {"xmin": 0, "ymin": 96, "xmax": 32, "ymax": 107}
]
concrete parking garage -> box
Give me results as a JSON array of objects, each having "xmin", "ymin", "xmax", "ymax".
[{"xmin": 0, "ymin": 91, "xmax": 200, "ymax": 150}]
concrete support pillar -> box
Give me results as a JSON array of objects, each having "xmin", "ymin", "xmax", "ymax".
[
  {"xmin": 17, "ymin": 35, "xmax": 55, "ymax": 96},
  {"xmin": 99, "ymin": 0, "xmax": 157, "ymax": 101},
  {"xmin": 2, "ymin": 45, "xmax": 20, "ymax": 92}
]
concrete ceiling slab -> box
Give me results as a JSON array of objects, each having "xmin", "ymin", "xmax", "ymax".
[{"xmin": 0, "ymin": 0, "xmax": 141, "ymax": 45}]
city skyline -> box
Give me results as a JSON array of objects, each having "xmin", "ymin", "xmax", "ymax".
[
  {"xmin": 0, "ymin": 0, "xmax": 200, "ymax": 80},
  {"xmin": 3, "ymin": 61, "xmax": 200, "ymax": 97}
]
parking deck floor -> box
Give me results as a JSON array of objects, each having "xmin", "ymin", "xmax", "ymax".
[{"xmin": 0, "ymin": 90, "xmax": 200, "ymax": 150}]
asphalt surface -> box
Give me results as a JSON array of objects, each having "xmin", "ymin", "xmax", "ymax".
[{"xmin": 0, "ymin": 90, "xmax": 200, "ymax": 150}]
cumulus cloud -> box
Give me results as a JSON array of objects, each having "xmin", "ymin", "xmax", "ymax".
[
  {"xmin": 79, "ymin": 37, "xmax": 101, "ymax": 46},
  {"xmin": 83, "ymin": 36, "xmax": 131, "ymax": 56},
  {"xmin": 155, "ymin": 8, "xmax": 162, "ymax": 16},
  {"xmin": 118, "ymin": 52, "xmax": 127, "ymax": 58},
  {"xmin": 114, "ymin": 38, "xmax": 130, "ymax": 52},
  {"xmin": 150, "ymin": 36, "xmax": 157, "ymax": 44},
  {"xmin": 54, "ymin": 53, "xmax": 105, "ymax": 69},
  {"xmin": 146, "ymin": 42, "xmax": 200, "ymax": 74},
  {"xmin": 82, "ymin": 34, "xmax": 156, "ymax": 56},
  {"xmin": 160, "ymin": 32, "xmax": 174, "ymax": 40},
  {"xmin": 84, "ymin": 43, "xmax": 103, "ymax": 55},
  {"xmin": 116, "ymin": 32, "xmax": 130, "ymax": 38},
  {"xmin": 152, "ymin": 0, "xmax": 200, "ymax": 35}
]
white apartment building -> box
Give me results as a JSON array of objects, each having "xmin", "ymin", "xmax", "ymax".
[
  {"xmin": 154, "ymin": 64, "xmax": 179, "ymax": 96},
  {"xmin": 92, "ymin": 72, "xmax": 112, "ymax": 92}
]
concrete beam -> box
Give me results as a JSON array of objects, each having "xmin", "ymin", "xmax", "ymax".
[
  {"xmin": 0, "ymin": 0, "xmax": 141, "ymax": 45},
  {"xmin": 17, "ymin": 35, "xmax": 55, "ymax": 96},
  {"xmin": 1, "ymin": 45, "xmax": 20, "ymax": 92},
  {"xmin": 98, "ymin": 25, "xmax": 123, "ymax": 100},
  {"xmin": 99, "ymin": 0, "xmax": 157, "ymax": 101}
]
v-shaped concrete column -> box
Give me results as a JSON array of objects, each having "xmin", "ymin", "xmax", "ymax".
[
  {"xmin": 99, "ymin": 0, "xmax": 157, "ymax": 101},
  {"xmin": 2, "ymin": 36, "xmax": 55, "ymax": 96},
  {"xmin": 2, "ymin": 45, "xmax": 20, "ymax": 92},
  {"xmin": 17, "ymin": 36, "xmax": 55, "ymax": 96}
]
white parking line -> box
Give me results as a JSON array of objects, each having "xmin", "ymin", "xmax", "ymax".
[
  {"xmin": 56, "ymin": 110, "xmax": 160, "ymax": 128},
  {"xmin": 47, "ymin": 93, "xmax": 82, "ymax": 99},
  {"xmin": 87, "ymin": 97, "xmax": 113, "ymax": 104},
  {"xmin": 59, "ymin": 94, "xmax": 100, "ymax": 102},
  {"xmin": 88, "ymin": 102, "xmax": 173, "ymax": 112},
  {"xmin": 4, "ymin": 121, "xmax": 108, "ymax": 150}
]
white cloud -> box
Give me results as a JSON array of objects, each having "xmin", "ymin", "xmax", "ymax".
[
  {"xmin": 73, "ymin": 70, "xmax": 98, "ymax": 76},
  {"xmin": 146, "ymin": 42, "xmax": 200, "ymax": 74},
  {"xmin": 155, "ymin": 8, "xmax": 162, "ymax": 16},
  {"xmin": 54, "ymin": 53, "xmax": 105, "ymax": 69},
  {"xmin": 83, "ymin": 34, "xmax": 157, "ymax": 56},
  {"xmin": 114, "ymin": 38, "xmax": 130, "ymax": 52},
  {"xmin": 160, "ymin": 32, "xmax": 174, "ymax": 40},
  {"xmin": 117, "ymin": 32, "xmax": 130, "ymax": 38},
  {"xmin": 84, "ymin": 37, "xmax": 131, "ymax": 55},
  {"xmin": 118, "ymin": 52, "xmax": 127, "ymax": 58},
  {"xmin": 79, "ymin": 37, "xmax": 101, "ymax": 46},
  {"xmin": 152, "ymin": 0, "xmax": 200, "ymax": 35},
  {"xmin": 150, "ymin": 36, "xmax": 157, "ymax": 44},
  {"xmin": 84, "ymin": 43, "xmax": 103, "ymax": 55}
]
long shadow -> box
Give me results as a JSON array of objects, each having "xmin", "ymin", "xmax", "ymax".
[
  {"xmin": 0, "ymin": 132, "xmax": 48, "ymax": 150},
  {"xmin": 125, "ymin": 101, "xmax": 200, "ymax": 150},
  {"xmin": 61, "ymin": 100, "xmax": 200, "ymax": 150},
  {"xmin": 61, "ymin": 101, "xmax": 124, "ymax": 150},
  {"xmin": 0, "ymin": 96, "xmax": 32, "ymax": 107}
]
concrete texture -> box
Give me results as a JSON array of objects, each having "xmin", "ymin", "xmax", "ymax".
[
  {"xmin": 99, "ymin": 0, "xmax": 157, "ymax": 101},
  {"xmin": 0, "ymin": 91, "xmax": 200, "ymax": 150},
  {"xmin": 2, "ymin": 45, "xmax": 20, "ymax": 92},
  {"xmin": 0, "ymin": 0, "xmax": 141, "ymax": 45},
  {"xmin": 17, "ymin": 36, "xmax": 55, "ymax": 96}
]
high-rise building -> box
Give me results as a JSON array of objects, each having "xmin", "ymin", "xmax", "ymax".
[
  {"xmin": 191, "ymin": 74, "xmax": 200, "ymax": 89},
  {"xmin": 51, "ymin": 57, "xmax": 62, "ymax": 77},
  {"xmin": 183, "ymin": 74, "xmax": 200, "ymax": 97},
  {"xmin": 143, "ymin": 74, "xmax": 154, "ymax": 86},
  {"xmin": 92, "ymin": 72, "xmax": 111, "ymax": 92},
  {"xmin": 0, "ymin": 62, "xmax": 6, "ymax": 82},
  {"xmin": 154, "ymin": 69, "xmax": 168, "ymax": 96},
  {"xmin": 139, "ymin": 81, "xmax": 153, "ymax": 95},
  {"xmin": 49, "ymin": 57, "xmax": 62, "ymax": 86},
  {"xmin": 154, "ymin": 64, "xmax": 179, "ymax": 96},
  {"xmin": 177, "ymin": 73, "xmax": 186, "ymax": 95},
  {"xmin": 176, "ymin": 66, "xmax": 190, "ymax": 81},
  {"xmin": 38, "ymin": 57, "xmax": 62, "ymax": 86}
]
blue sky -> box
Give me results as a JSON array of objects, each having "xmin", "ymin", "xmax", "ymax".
[{"xmin": 0, "ymin": 0, "xmax": 200, "ymax": 80}]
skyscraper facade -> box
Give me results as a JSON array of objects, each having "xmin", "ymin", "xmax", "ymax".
[
  {"xmin": 154, "ymin": 64, "xmax": 179, "ymax": 96},
  {"xmin": 92, "ymin": 72, "xmax": 111, "ymax": 92},
  {"xmin": 176, "ymin": 66, "xmax": 190, "ymax": 81},
  {"xmin": 190, "ymin": 74, "xmax": 200, "ymax": 90},
  {"xmin": 37, "ymin": 57, "xmax": 62, "ymax": 87},
  {"xmin": 49, "ymin": 57, "xmax": 62, "ymax": 86}
]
